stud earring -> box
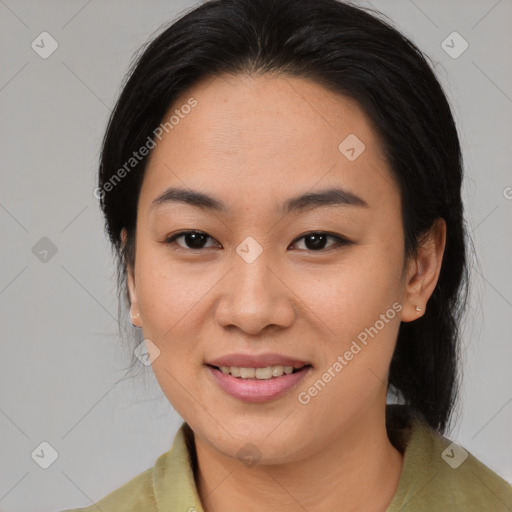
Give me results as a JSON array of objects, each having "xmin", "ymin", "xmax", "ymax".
[{"xmin": 415, "ymin": 306, "xmax": 422, "ymax": 312}]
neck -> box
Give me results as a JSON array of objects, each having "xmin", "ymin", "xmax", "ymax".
[{"xmin": 194, "ymin": 402, "xmax": 404, "ymax": 512}]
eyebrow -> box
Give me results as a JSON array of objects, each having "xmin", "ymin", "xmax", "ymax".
[{"xmin": 150, "ymin": 185, "xmax": 369, "ymax": 215}]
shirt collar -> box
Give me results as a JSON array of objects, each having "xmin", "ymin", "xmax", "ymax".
[{"xmin": 153, "ymin": 421, "xmax": 204, "ymax": 511}]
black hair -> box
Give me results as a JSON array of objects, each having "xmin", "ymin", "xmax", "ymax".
[{"xmin": 98, "ymin": 0, "xmax": 470, "ymax": 434}]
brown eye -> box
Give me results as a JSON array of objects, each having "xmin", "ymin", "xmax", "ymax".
[
  {"xmin": 164, "ymin": 230, "xmax": 351, "ymax": 252},
  {"xmin": 291, "ymin": 232, "xmax": 351, "ymax": 252},
  {"xmin": 165, "ymin": 230, "xmax": 218, "ymax": 250}
]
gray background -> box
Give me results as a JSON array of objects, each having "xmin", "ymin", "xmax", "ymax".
[{"xmin": 0, "ymin": 0, "xmax": 511, "ymax": 510}]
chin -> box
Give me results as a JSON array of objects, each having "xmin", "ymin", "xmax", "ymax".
[{"xmin": 210, "ymin": 421, "xmax": 309, "ymax": 464}]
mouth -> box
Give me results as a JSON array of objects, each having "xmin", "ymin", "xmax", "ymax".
[
  {"xmin": 206, "ymin": 363, "xmax": 311, "ymax": 379},
  {"xmin": 205, "ymin": 363, "xmax": 313, "ymax": 403}
]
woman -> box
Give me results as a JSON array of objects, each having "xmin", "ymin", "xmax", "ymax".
[{"xmin": 63, "ymin": 0, "xmax": 512, "ymax": 510}]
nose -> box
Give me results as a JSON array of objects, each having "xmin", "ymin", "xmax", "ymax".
[{"xmin": 214, "ymin": 248, "xmax": 296, "ymax": 336}]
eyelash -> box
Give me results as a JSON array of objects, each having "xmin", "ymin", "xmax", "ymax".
[{"xmin": 163, "ymin": 230, "xmax": 352, "ymax": 253}]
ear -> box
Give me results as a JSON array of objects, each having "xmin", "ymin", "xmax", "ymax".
[
  {"xmin": 401, "ymin": 218, "xmax": 446, "ymax": 322},
  {"xmin": 121, "ymin": 228, "xmax": 141, "ymax": 328}
]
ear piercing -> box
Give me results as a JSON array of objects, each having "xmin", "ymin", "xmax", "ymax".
[
  {"xmin": 415, "ymin": 306, "xmax": 422, "ymax": 312},
  {"xmin": 131, "ymin": 311, "xmax": 141, "ymax": 327}
]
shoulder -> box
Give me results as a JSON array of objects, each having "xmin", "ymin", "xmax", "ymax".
[
  {"xmin": 387, "ymin": 408, "xmax": 512, "ymax": 511},
  {"xmin": 419, "ymin": 427, "xmax": 512, "ymax": 510},
  {"xmin": 59, "ymin": 422, "xmax": 198, "ymax": 512}
]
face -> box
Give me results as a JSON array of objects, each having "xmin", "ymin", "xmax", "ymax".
[{"xmin": 125, "ymin": 73, "xmax": 422, "ymax": 464}]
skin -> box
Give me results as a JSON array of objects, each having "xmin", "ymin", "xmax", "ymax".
[{"xmin": 122, "ymin": 73, "xmax": 446, "ymax": 512}]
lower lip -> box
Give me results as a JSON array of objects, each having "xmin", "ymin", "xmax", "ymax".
[{"xmin": 207, "ymin": 365, "xmax": 312, "ymax": 403}]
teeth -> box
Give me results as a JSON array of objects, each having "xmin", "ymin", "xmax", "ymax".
[
  {"xmin": 240, "ymin": 367, "xmax": 255, "ymax": 378},
  {"xmin": 255, "ymin": 367, "xmax": 272, "ymax": 379},
  {"xmin": 218, "ymin": 365, "xmax": 298, "ymax": 379}
]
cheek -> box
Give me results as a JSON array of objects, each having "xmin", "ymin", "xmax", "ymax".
[
  {"xmin": 296, "ymin": 247, "xmax": 404, "ymax": 339},
  {"xmin": 135, "ymin": 253, "xmax": 209, "ymax": 416},
  {"xmin": 295, "ymin": 273, "xmax": 402, "ymax": 427},
  {"xmin": 295, "ymin": 242, "xmax": 403, "ymax": 396},
  {"xmin": 135, "ymin": 249, "xmax": 210, "ymax": 333}
]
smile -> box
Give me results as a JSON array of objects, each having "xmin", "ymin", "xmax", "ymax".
[
  {"xmin": 206, "ymin": 364, "xmax": 312, "ymax": 402},
  {"xmin": 215, "ymin": 364, "xmax": 306, "ymax": 379}
]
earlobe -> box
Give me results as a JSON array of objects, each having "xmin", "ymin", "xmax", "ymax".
[
  {"xmin": 401, "ymin": 218, "xmax": 446, "ymax": 322},
  {"xmin": 127, "ymin": 264, "xmax": 142, "ymax": 328},
  {"xmin": 121, "ymin": 228, "xmax": 142, "ymax": 328}
]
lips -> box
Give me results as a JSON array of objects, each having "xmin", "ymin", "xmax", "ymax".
[
  {"xmin": 206, "ymin": 364, "xmax": 313, "ymax": 402},
  {"xmin": 206, "ymin": 352, "xmax": 311, "ymax": 369}
]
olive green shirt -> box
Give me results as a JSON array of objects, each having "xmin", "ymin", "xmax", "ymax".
[{"xmin": 62, "ymin": 407, "xmax": 512, "ymax": 511}]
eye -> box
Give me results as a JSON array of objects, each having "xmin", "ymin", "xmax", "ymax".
[
  {"xmin": 164, "ymin": 230, "xmax": 351, "ymax": 252},
  {"xmin": 164, "ymin": 230, "xmax": 219, "ymax": 250},
  {"xmin": 290, "ymin": 232, "xmax": 351, "ymax": 252}
]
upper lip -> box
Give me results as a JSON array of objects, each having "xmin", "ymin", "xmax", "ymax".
[{"xmin": 206, "ymin": 352, "xmax": 311, "ymax": 369}]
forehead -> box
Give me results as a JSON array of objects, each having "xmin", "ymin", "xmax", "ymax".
[{"xmin": 139, "ymin": 73, "xmax": 398, "ymax": 214}]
